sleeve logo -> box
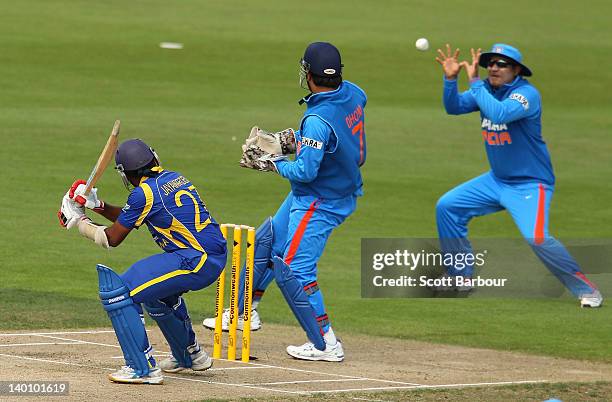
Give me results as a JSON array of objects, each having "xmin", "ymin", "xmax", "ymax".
[
  {"xmin": 301, "ymin": 137, "xmax": 323, "ymax": 150},
  {"xmin": 509, "ymin": 93, "xmax": 529, "ymax": 110},
  {"xmin": 122, "ymin": 204, "xmax": 131, "ymax": 213}
]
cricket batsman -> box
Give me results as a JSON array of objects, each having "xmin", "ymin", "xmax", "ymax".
[
  {"xmin": 203, "ymin": 42, "xmax": 367, "ymax": 361},
  {"xmin": 58, "ymin": 139, "xmax": 227, "ymax": 383},
  {"xmin": 435, "ymin": 43, "xmax": 602, "ymax": 307}
]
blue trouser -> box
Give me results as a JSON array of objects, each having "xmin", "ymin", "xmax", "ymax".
[
  {"xmin": 436, "ymin": 171, "xmax": 598, "ymax": 297},
  {"xmin": 120, "ymin": 249, "xmax": 225, "ymax": 359},
  {"xmin": 248, "ymin": 192, "xmax": 356, "ymax": 333}
]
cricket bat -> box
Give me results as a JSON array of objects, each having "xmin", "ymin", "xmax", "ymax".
[{"xmin": 84, "ymin": 120, "xmax": 121, "ymax": 195}]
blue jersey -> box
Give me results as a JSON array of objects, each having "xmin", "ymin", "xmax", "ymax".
[
  {"xmin": 276, "ymin": 81, "xmax": 367, "ymax": 199},
  {"xmin": 443, "ymin": 76, "xmax": 555, "ymax": 185},
  {"xmin": 117, "ymin": 168, "xmax": 226, "ymax": 255}
]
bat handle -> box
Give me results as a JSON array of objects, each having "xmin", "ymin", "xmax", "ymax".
[
  {"xmin": 84, "ymin": 172, "xmax": 96, "ymax": 196},
  {"xmin": 83, "ymin": 183, "xmax": 93, "ymax": 197}
]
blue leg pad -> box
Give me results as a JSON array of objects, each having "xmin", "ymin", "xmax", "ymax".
[
  {"xmin": 273, "ymin": 256, "xmax": 326, "ymax": 351},
  {"xmin": 144, "ymin": 296, "xmax": 196, "ymax": 368},
  {"xmin": 97, "ymin": 264, "xmax": 153, "ymax": 376},
  {"xmin": 238, "ymin": 217, "xmax": 274, "ymax": 313}
]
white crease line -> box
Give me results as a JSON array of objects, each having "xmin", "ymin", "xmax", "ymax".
[
  {"xmin": 423, "ymin": 380, "xmax": 549, "ymax": 388},
  {"xmin": 0, "ymin": 330, "xmax": 117, "ymax": 336},
  {"xmin": 216, "ymin": 358, "xmax": 366, "ymax": 379},
  {"xmin": 0, "ymin": 352, "xmax": 306, "ymax": 396},
  {"xmin": 347, "ymin": 377, "xmax": 423, "ymax": 386},
  {"xmin": 301, "ymin": 379, "xmax": 549, "ymax": 394},
  {"xmin": 208, "ymin": 366, "xmax": 277, "ymax": 371},
  {"xmin": 244, "ymin": 378, "xmax": 371, "ymax": 386},
  {"xmin": 162, "ymin": 373, "xmax": 307, "ymax": 395},
  {"xmin": 231, "ymin": 360, "xmax": 422, "ymax": 386},
  {"xmin": 0, "ymin": 352, "xmax": 115, "ymax": 371},
  {"xmin": 0, "ymin": 342, "xmax": 85, "ymax": 348},
  {"xmin": 35, "ymin": 334, "xmax": 121, "ymax": 349},
  {"xmin": 32, "ymin": 335, "xmax": 176, "ymax": 357},
  {"xmin": 30, "ymin": 335, "xmax": 174, "ymax": 358}
]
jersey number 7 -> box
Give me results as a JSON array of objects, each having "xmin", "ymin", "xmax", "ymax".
[{"xmin": 351, "ymin": 120, "xmax": 365, "ymax": 166}]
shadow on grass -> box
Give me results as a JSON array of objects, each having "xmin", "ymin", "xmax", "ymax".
[{"xmin": 0, "ymin": 288, "xmax": 108, "ymax": 330}]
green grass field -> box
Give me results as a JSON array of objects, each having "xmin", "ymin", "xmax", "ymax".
[{"xmin": 1, "ymin": 0, "xmax": 611, "ymax": 368}]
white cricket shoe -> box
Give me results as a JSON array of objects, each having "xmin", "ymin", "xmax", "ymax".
[
  {"xmin": 580, "ymin": 290, "xmax": 603, "ymax": 308},
  {"xmin": 202, "ymin": 308, "xmax": 261, "ymax": 332},
  {"xmin": 286, "ymin": 341, "xmax": 344, "ymax": 362},
  {"xmin": 158, "ymin": 349, "xmax": 213, "ymax": 373},
  {"xmin": 108, "ymin": 366, "xmax": 163, "ymax": 384}
]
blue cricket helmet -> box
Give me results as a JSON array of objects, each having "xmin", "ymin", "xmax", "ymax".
[
  {"xmin": 301, "ymin": 42, "xmax": 343, "ymax": 77},
  {"xmin": 479, "ymin": 43, "xmax": 532, "ymax": 76},
  {"xmin": 115, "ymin": 139, "xmax": 159, "ymax": 189},
  {"xmin": 115, "ymin": 139, "xmax": 157, "ymax": 172}
]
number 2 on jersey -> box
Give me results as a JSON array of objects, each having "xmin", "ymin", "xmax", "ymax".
[{"xmin": 174, "ymin": 186, "xmax": 209, "ymax": 232}]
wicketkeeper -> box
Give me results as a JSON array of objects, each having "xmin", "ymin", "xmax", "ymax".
[
  {"xmin": 203, "ymin": 42, "xmax": 367, "ymax": 361},
  {"xmin": 435, "ymin": 43, "xmax": 602, "ymax": 307},
  {"xmin": 59, "ymin": 139, "xmax": 227, "ymax": 383}
]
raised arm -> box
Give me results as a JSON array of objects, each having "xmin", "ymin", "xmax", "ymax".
[{"xmin": 436, "ymin": 44, "xmax": 478, "ymax": 115}]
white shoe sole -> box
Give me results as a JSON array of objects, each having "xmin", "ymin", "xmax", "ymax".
[
  {"xmin": 108, "ymin": 374, "xmax": 163, "ymax": 384},
  {"xmin": 160, "ymin": 366, "xmax": 185, "ymax": 374},
  {"xmin": 286, "ymin": 349, "xmax": 344, "ymax": 362}
]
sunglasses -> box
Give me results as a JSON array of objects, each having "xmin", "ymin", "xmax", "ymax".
[{"xmin": 487, "ymin": 59, "xmax": 515, "ymax": 69}]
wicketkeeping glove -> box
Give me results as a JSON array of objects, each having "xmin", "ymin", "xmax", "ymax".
[
  {"xmin": 240, "ymin": 144, "xmax": 287, "ymax": 172},
  {"xmin": 245, "ymin": 126, "xmax": 296, "ymax": 155},
  {"xmin": 240, "ymin": 142, "xmax": 267, "ymax": 169},
  {"xmin": 254, "ymin": 153, "xmax": 288, "ymax": 172}
]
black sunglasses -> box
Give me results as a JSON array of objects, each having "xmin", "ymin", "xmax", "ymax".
[{"xmin": 487, "ymin": 59, "xmax": 514, "ymax": 68}]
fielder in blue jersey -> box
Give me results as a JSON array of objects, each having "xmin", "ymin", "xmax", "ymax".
[
  {"xmin": 59, "ymin": 139, "xmax": 227, "ymax": 384},
  {"xmin": 203, "ymin": 42, "xmax": 366, "ymax": 361},
  {"xmin": 434, "ymin": 43, "xmax": 602, "ymax": 307}
]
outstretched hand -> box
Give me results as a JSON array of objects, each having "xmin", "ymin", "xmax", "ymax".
[
  {"xmin": 436, "ymin": 44, "xmax": 462, "ymax": 80},
  {"xmin": 460, "ymin": 48, "xmax": 482, "ymax": 81}
]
